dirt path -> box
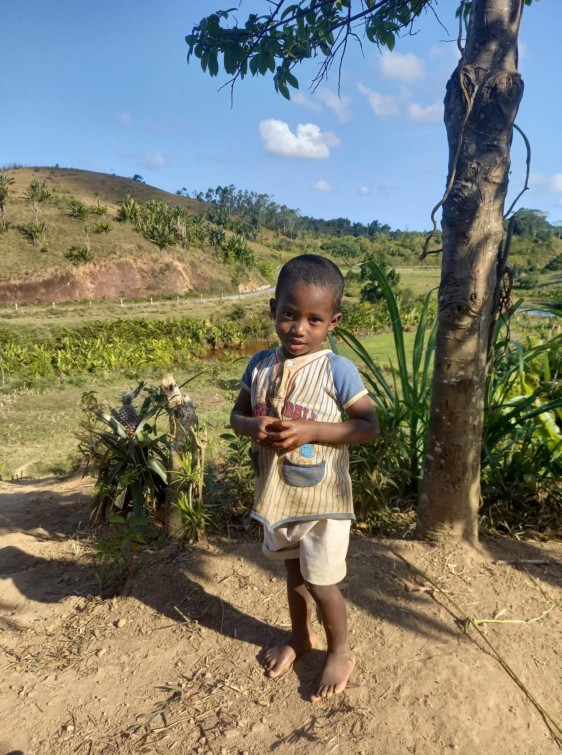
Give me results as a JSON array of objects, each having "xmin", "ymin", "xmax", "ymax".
[{"xmin": 1, "ymin": 477, "xmax": 562, "ymax": 754}]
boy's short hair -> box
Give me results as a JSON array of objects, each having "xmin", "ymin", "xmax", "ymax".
[{"xmin": 275, "ymin": 254, "xmax": 344, "ymax": 310}]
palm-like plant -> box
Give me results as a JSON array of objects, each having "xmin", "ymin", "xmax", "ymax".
[
  {"xmin": 26, "ymin": 179, "xmax": 52, "ymax": 222},
  {"xmin": 0, "ymin": 173, "xmax": 15, "ymax": 227}
]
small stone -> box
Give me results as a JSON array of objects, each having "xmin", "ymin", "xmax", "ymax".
[
  {"xmin": 115, "ymin": 618, "xmax": 127, "ymax": 628},
  {"xmin": 223, "ymin": 728, "xmax": 239, "ymax": 739},
  {"xmin": 64, "ymin": 724, "xmax": 75, "ymax": 733},
  {"xmin": 97, "ymin": 647, "xmax": 107, "ymax": 657}
]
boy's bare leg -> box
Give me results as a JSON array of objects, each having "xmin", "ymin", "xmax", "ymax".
[
  {"xmin": 263, "ymin": 559, "xmax": 317, "ymax": 678},
  {"xmin": 307, "ymin": 583, "xmax": 355, "ymax": 702}
]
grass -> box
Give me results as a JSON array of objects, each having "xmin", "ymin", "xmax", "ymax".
[
  {"xmin": 394, "ymin": 266, "xmax": 440, "ymax": 296},
  {"xmin": 335, "ymin": 330, "xmax": 419, "ymax": 366}
]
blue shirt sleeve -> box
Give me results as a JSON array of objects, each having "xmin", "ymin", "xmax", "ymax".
[
  {"xmin": 240, "ymin": 349, "xmax": 273, "ymax": 392},
  {"xmin": 327, "ymin": 353, "xmax": 369, "ymax": 410}
]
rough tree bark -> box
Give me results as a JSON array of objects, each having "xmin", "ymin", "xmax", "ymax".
[{"xmin": 416, "ymin": 0, "xmax": 525, "ymax": 543}]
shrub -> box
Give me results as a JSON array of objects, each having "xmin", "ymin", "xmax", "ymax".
[
  {"xmin": 65, "ymin": 246, "xmax": 92, "ymax": 265},
  {"xmin": 67, "ymin": 198, "xmax": 89, "ymax": 220}
]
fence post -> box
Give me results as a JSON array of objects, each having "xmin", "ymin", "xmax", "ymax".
[{"xmin": 120, "ymin": 298, "xmax": 124, "ymax": 308}]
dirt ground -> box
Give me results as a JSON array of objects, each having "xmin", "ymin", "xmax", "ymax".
[{"xmin": 1, "ymin": 477, "xmax": 562, "ymax": 755}]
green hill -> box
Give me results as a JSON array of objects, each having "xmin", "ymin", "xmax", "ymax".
[
  {"xmin": 0, "ymin": 167, "xmax": 269, "ymax": 304},
  {"xmin": 1, "ymin": 166, "xmax": 560, "ymax": 308}
]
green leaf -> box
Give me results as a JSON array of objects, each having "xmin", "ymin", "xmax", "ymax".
[
  {"xmin": 147, "ymin": 458, "xmax": 169, "ymax": 484},
  {"xmin": 285, "ymin": 71, "xmax": 299, "ymax": 89},
  {"xmin": 208, "ymin": 51, "xmax": 219, "ymax": 77},
  {"xmin": 250, "ymin": 55, "xmax": 262, "ymax": 75}
]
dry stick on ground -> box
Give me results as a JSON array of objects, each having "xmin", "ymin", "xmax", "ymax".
[
  {"xmin": 468, "ymin": 604, "xmax": 556, "ymax": 626},
  {"xmin": 391, "ymin": 550, "xmax": 562, "ymax": 747}
]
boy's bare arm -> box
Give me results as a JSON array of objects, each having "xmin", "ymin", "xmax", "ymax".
[
  {"xmin": 230, "ymin": 389, "xmax": 276, "ymax": 443},
  {"xmin": 266, "ymin": 395, "xmax": 379, "ymax": 452}
]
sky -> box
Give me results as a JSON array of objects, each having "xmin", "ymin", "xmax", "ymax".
[{"xmin": 2, "ymin": 1, "xmax": 561, "ymax": 231}]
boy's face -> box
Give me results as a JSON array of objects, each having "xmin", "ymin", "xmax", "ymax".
[{"xmin": 270, "ymin": 282, "xmax": 342, "ymax": 358}]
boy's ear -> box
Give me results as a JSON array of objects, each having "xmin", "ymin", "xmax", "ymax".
[
  {"xmin": 269, "ymin": 298, "xmax": 276, "ymax": 318},
  {"xmin": 328, "ymin": 312, "xmax": 342, "ymax": 331}
]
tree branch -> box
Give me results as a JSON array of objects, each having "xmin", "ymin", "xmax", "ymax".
[{"xmin": 503, "ymin": 123, "xmax": 531, "ymax": 218}]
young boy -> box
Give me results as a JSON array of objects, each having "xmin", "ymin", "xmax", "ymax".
[{"xmin": 230, "ymin": 254, "xmax": 379, "ymax": 702}]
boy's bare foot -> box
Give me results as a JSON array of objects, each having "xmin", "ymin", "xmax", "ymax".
[
  {"xmin": 263, "ymin": 631, "xmax": 317, "ymax": 678},
  {"xmin": 311, "ymin": 651, "xmax": 356, "ymax": 702}
]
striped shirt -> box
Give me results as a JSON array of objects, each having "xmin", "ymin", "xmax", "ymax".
[{"xmin": 240, "ymin": 347, "xmax": 368, "ymax": 531}]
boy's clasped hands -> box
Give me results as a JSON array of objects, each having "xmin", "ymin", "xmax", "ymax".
[{"xmin": 251, "ymin": 417, "xmax": 310, "ymax": 452}]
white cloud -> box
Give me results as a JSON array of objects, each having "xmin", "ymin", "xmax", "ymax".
[
  {"xmin": 408, "ymin": 102, "xmax": 443, "ymax": 122},
  {"xmin": 313, "ymin": 180, "xmax": 333, "ymax": 192},
  {"xmin": 118, "ymin": 112, "xmax": 133, "ymax": 125},
  {"xmin": 380, "ymin": 51, "xmax": 424, "ymax": 82},
  {"xmin": 550, "ymin": 174, "xmax": 562, "ymax": 193},
  {"xmin": 316, "ymin": 88, "xmax": 353, "ymax": 123},
  {"xmin": 292, "ymin": 92, "xmax": 322, "ymax": 113},
  {"xmin": 357, "ymin": 84, "xmax": 399, "ymax": 117},
  {"xmin": 142, "ymin": 152, "xmax": 168, "ymax": 170},
  {"xmin": 259, "ymin": 119, "xmax": 340, "ymax": 159},
  {"xmin": 359, "ymin": 185, "xmax": 372, "ymax": 196},
  {"xmin": 530, "ymin": 173, "xmax": 562, "ymax": 193}
]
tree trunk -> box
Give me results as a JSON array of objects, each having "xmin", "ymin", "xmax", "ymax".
[{"xmin": 416, "ymin": 0, "xmax": 525, "ymax": 543}]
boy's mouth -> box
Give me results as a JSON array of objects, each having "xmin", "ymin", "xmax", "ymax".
[{"xmin": 286, "ymin": 339, "xmax": 306, "ymax": 350}]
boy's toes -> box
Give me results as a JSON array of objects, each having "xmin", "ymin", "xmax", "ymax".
[
  {"xmin": 263, "ymin": 644, "xmax": 297, "ymax": 678},
  {"xmin": 311, "ymin": 652, "xmax": 355, "ymax": 702}
]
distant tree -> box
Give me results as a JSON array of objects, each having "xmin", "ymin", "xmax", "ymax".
[
  {"xmin": 512, "ymin": 208, "xmax": 553, "ymax": 240},
  {"xmin": 0, "ymin": 173, "xmax": 15, "ymax": 227},
  {"xmin": 360, "ymin": 253, "xmax": 400, "ymax": 303},
  {"xmin": 131, "ymin": 174, "xmax": 145, "ymax": 183},
  {"xmin": 25, "ymin": 179, "xmax": 52, "ymax": 223}
]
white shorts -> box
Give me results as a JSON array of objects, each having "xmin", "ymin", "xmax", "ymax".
[{"xmin": 262, "ymin": 518, "xmax": 352, "ymax": 586}]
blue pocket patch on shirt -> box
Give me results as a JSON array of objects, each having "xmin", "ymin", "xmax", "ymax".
[{"xmin": 282, "ymin": 459, "xmax": 326, "ymax": 487}]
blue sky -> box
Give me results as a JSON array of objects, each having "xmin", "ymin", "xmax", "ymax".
[{"xmin": 2, "ymin": 1, "xmax": 561, "ymax": 231}]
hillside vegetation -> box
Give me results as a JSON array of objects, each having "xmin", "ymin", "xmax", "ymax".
[
  {"xmin": 1, "ymin": 166, "xmax": 560, "ymax": 311},
  {"xmin": 0, "ymin": 168, "xmax": 264, "ymax": 303}
]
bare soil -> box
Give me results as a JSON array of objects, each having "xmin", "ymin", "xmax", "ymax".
[{"xmin": 1, "ymin": 477, "xmax": 562, "ymax": 755}]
